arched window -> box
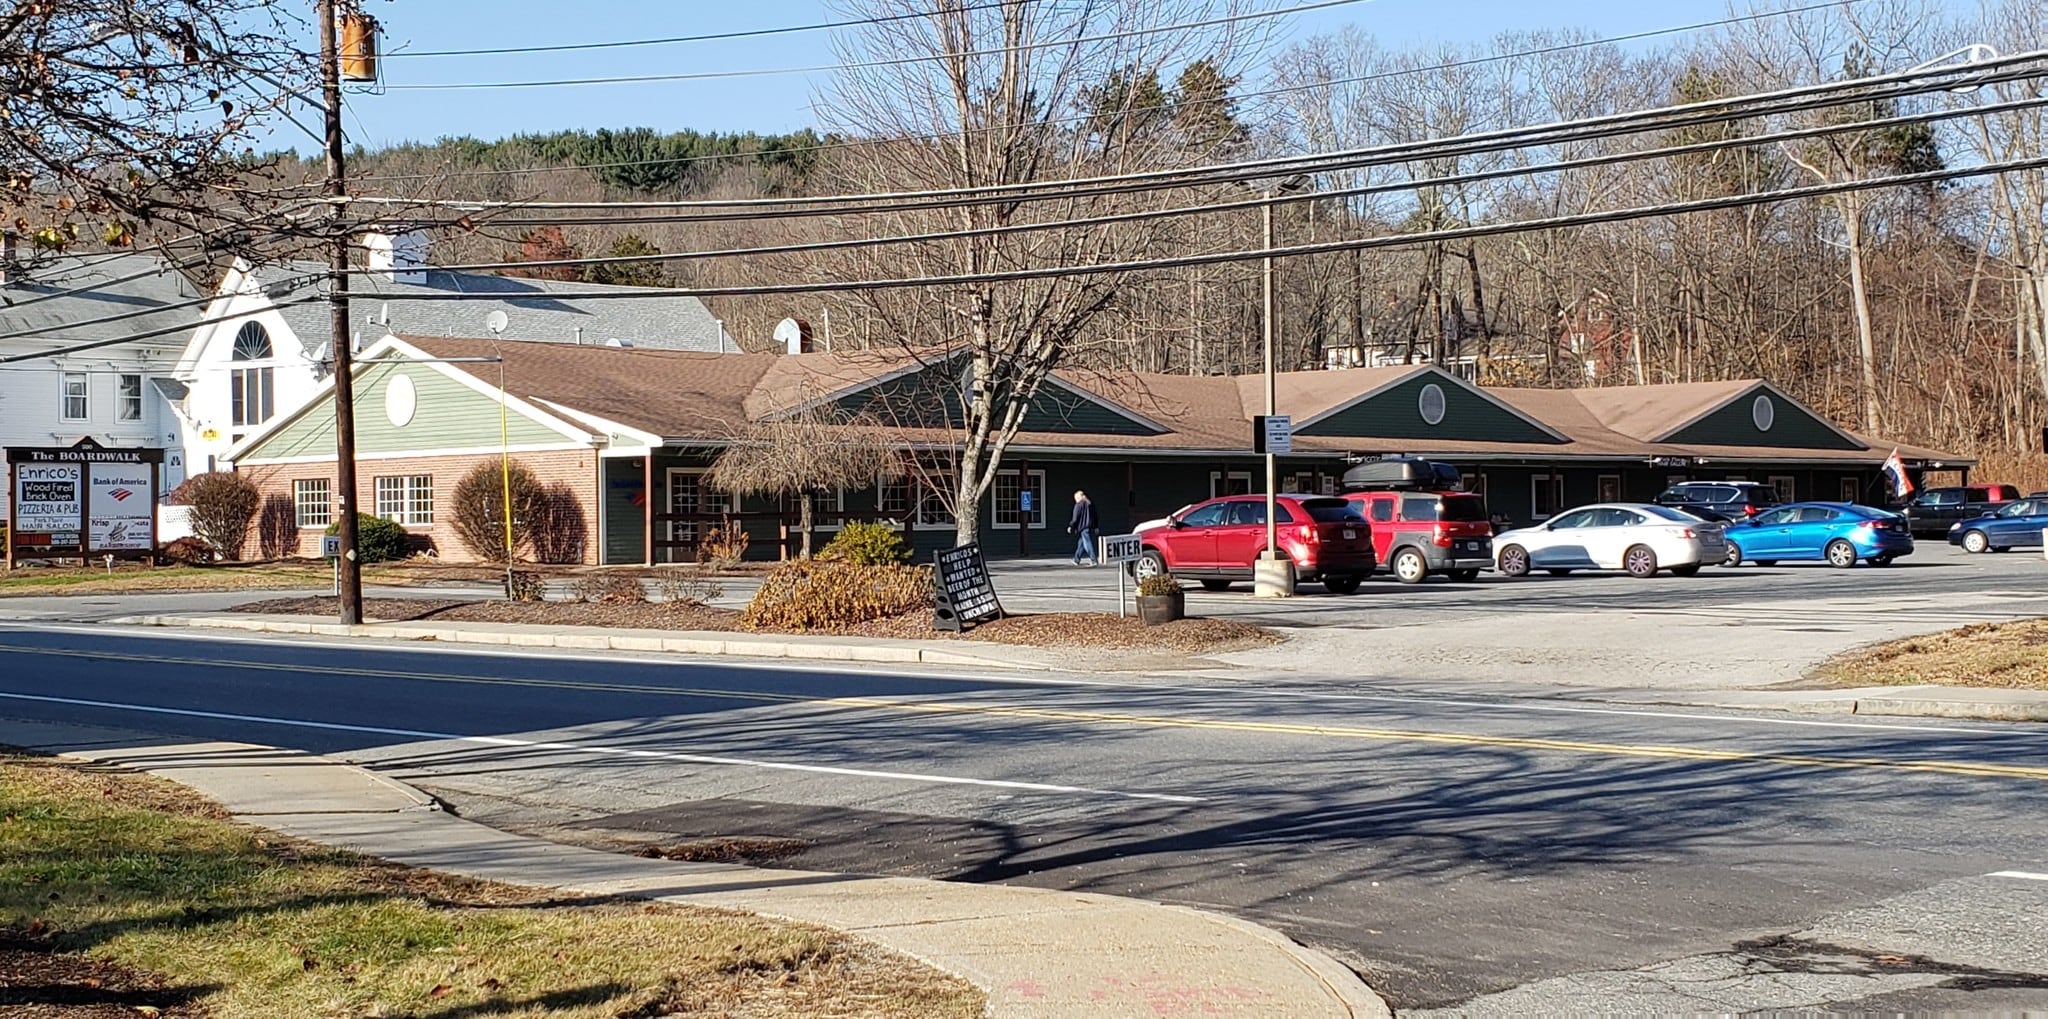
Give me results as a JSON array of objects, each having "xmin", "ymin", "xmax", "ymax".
[
  {"xmin": 232, "ymin": 321, "xmax": 273, "ymax": 361},
  {"xmin": 230, "ymin": 321, "xmax": 275, "ymax": 427}
]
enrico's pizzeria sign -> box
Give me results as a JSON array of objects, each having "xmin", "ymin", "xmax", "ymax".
[{"xmin": 6, "ymin": 438, "xmax": 164, "ymax": 564}]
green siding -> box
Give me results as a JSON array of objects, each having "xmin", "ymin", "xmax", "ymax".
[
  {"xmin": 602, "ymin": 457, "xmax": 647, "ymax": 565},
  {"xmin": 244, "ymin": 362, "xmax": 573, "ymax": 460},
  {"xmin": 1021, "ymin": 385, "xmax": 1161, "ymax": 436},
  {"xmin": 1299, "ymin": 374, "xmax": 1561, "ymax": 444},
  {"xmin": 1663, "ymin": 388, "xmax": 1862, "ymax": 450}
]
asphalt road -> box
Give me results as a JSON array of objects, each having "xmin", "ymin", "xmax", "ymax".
[{"xmin": 2, "ymin": 622, "xmax": 2046, "ymax": 1012}]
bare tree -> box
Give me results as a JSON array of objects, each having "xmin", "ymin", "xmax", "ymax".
[
  {"xmin": 810, "ymin": 0, "xmax": 1278, "ymax": 543},
  {"xmin": 0, "ymin": 1, "xmax": 312, "ymax": 255},
  {"xmin": 705, "ymin": 405, "xmax": 904, "ymax": 558}
]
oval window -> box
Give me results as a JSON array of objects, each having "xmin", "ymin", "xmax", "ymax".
[
  {"xmin": 1752, "ymin": 394, "xmax": 1775, "ymax": 432},
  {"xmin": 385, "ymin": 372, "xmax": 417, "ymax": 428},
  {"xmin": 1419, "ymin": 383, "xmax": 1447, "ymax": 426}
]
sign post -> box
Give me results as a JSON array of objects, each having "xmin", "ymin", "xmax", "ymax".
[
  {"xmin": 322, "ymin": 535, "xmax": 344, "ymax": 595},
  {"xmin": 1098, "ymin": 533, "xmax": 1143, "ymax": 617},
  {"xmin": 6, "ymin": 439, "xmax": 163, "ymax": 570}
]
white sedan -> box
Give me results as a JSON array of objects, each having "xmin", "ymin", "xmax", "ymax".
[{"xmin": 1494, "ymin": 503, "xmax": 1727, "ymax": 579}]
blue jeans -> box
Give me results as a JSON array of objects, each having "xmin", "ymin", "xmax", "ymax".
[{"xmin": 1072, "ymin": 529, "xmax": 1097, "ymax": 563}]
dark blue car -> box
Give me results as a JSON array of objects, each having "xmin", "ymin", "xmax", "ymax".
[
  {"xmin": 1947, "ymin": 497, "xmax": 2048, "ymax": 553},
  {"xmin": 1722, "ymin": 502, "xmax": 1914, "ymax": 568}
]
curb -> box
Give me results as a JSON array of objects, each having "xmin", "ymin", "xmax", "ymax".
[
  {"xmin": 108, "ymin": 613, "xmax": 1053, "ymax": 672},
  {"xmin": 1609, "ymin": 687, "xmax": 2048, "ymax": 723},
  {"xmin": 2, "ymin": 721, "xmax": 1390, "ymax": 1019}
]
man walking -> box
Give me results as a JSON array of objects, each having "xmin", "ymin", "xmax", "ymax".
[{"xmin": 1069, "ymin": 490, "xmax": 1099, "ymax": 566}]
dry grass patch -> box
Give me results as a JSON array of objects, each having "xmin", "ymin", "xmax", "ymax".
[
  {"xmin": 966, "ymin": 613, "xmax": 1280, "ymax": 654},
  {"xmin": 0, "ymin": 753, "xmax": 982, "ymax": 1019},
  {"xmin": 1813, "ymin": 618, "xmax": 2048, "ymax": 689}
]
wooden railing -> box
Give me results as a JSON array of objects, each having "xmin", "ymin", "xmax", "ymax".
[{"xmin": 648, "ymin": 510, "xmax": 920, "ymax": 560}]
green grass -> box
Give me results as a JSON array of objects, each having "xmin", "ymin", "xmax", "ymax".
[{"xmin": 0, "ymin": 754, "xmax": 982, "ymax": 1018}]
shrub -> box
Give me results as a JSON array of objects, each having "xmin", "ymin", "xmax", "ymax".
[
  {"xmin": 572, "ymin": 572, "xmax": 647, "ymax": 603},
  {"xmin": 256, "ymin": 494, "xmax": 298, "ymax": 559},
  {"xmin": 171, "ymin": 472, "xmax": 260, "ymax": 560},
  {"xmin": 159, "ymin": 536, "xmax": 213, "ymax": 565},
  {"xmin": 818, "ymin": 521, "xmax": 910, "ymax": 565},
  {"xmin": 451, "ymin": 460, "xmax": 544, "ymax": 563},
  {"xmin": 1136, "ymin": 573, "xmax": 1182, "ymax": 597},
  {"xmin": 504, "ymin": 569, "xmax": 545, "ymax": 602},
  {"xmin": 529, "ymin": 483, "xmax": 588, "ymax": 565},
  {"xmin": 696, "ymin": 524, "xmax": 750, "ymax": 570},
  {"xmin": 326, "ymin": 513, "xmax": 410, "ymax": 564},
  {"xmin": 652, "ymin": 570, "xmax": 724, "ymax": 607},
  {"xmin": 741, "ymin": 561, "xmax": 933, "ymax": 632}
]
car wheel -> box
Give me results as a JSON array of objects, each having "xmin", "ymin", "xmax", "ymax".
[
  {"xmin": 1825, "ymin": 539, "xmax": 1858, "ymax": 568},
  {"xmin": 1447, "ymin": 569, "xmax": 1480, "ymax": 582},
  {"xmin": 1133, "ymin": 550, "xmax": 1167, "ymax": 580},
  {"xmin": 1962, "ymin": 530, "xmax": 1989, "ymax": 554},
  {"xmin": 1624, "ymin": 544, "xmax": 1659, "ymax": 578},
  {"xmin": 1669, "ymin": 564, "xmax": 1701, "ymax": 577},
  {"xmin": 1497, "ymin": 544, "xmax": 1530, "ymax": 578},
  {"xmin": 1393, "ymin": 548, "xmax": 1429, "ymax": 584},
  {"xmin": 1722, "ymin": 541, "xmax": 1743, "ymax": 567},
  {"xmin": 1546, "ymin": 568, "xmax": 1574, "ymax": 576},
  {"xmin": 1324, "ymin": 574, "xmax": 1362, "ymax": 594},
  {"xmin": 1198, "ymin": 578, "xmax": 1233, "ymax": 592}
]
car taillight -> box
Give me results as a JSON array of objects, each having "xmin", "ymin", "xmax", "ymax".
[
  {"xmin": 1300, "ymin": 523, "xmax": 1319, "ymax": 544},
  {"xmin": 1856, "ymin": 520, "xmax": 1877, "ymax": 530},
  {"xmin": 1432, "ymin": 524, "xmax": 1452, "ymax": 547},
  {"xmin": 1674, "ymin": 527, "xmax": 1696, "ymax": 539},
  {"xmin": 1743, "ymin": 504, "xmax": 1757, "ymax": 516}
]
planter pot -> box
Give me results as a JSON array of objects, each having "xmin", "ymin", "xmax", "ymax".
[{"xmin": 1135, "ymin": 589, "xmax": 1185, "ymax": 626}]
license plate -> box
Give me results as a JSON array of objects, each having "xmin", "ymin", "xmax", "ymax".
[{"xmin": 1342, "ymin": 529, "xmax": 1356, "ymax": 539}]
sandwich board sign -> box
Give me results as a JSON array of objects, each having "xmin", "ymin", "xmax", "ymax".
[
  {"xmin": 933, "ymin": 541, "xmax": 1004, "ymax": 632},
  {"xmin": 6, "ymin": 438, "xmax": 164, "ymax": 567}
]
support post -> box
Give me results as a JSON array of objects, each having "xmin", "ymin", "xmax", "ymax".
[
  {"xmin": 319, "ymin": 0, "xmax": 363, "ymax": 625},
  {"xmin": 1255, "ymin": 191, "xmax": 1295, "ymax": 597},
  {"xmin": 642, "ymin": 455, "xmax": 655, "ymax": 567}
]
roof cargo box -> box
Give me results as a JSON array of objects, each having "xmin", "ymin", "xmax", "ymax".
[{"xmin": 1341, "ymin": 457, "xmax": 1462, "ymax": 491}]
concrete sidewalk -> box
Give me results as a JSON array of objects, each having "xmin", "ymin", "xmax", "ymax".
[
  {"xmin": 111, "ymin": 610, "xmax": 1070, "ymax": 672},
  {"xmin": 0, "ymin": 718, "xmax": 1386, "ymax": 1019}
]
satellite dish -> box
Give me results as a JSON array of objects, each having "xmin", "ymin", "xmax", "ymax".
[
  {"xmin": 484, "ymin": 310, "xmax": 510, "ymax": 336},
  {"xmin": 774, "ymin": 317, "xmax": 813, "ymax": 355}
]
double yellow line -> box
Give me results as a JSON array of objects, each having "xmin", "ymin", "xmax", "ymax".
[{"xmin": 8, "ymin": 642, "xmax": 2047, "ymax": 784}]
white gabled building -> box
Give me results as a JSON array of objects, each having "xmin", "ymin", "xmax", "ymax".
[{"xmin": 169, "ymin": 232, "xmax": 735, "ymax": 475}]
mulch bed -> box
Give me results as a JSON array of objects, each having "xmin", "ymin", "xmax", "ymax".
[
  {"xmin": 0, "ymin": 927, "xmax": 206, "ymax": 1019},
  {"xmin": 230, "ymin": 598, "xmax": 1278, "ymax": 655}
]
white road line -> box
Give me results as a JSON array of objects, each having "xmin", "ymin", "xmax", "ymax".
[
  {"xmin": 0, "ymin": 689, "xmax": 1202, "ymax": 804},
  {"xmin": 1988, "ymin": 871, "xmax": 2048, "ymax": 881},
  {"xmin": 0, "ymin": 621, "xmax": 2028, "ymax": 738}
]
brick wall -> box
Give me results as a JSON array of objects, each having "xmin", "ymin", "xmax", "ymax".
[{"xmin": 238, "ymin": 449, "xmax": 601, "ymax": 564}]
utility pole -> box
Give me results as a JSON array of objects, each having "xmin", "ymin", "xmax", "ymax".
[
  {"xmin": 319, "ymin": 0, "xmax": 364, "ymax": 624},
  {"xmin": 1262, "ymin": 196, "xmax": 1278, "ymax": 565}
]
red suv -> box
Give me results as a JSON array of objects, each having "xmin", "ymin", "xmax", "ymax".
[
  {"xmin": 1344, "ymin": 489, "xmax": 1494, "ymax": 583},
  {"xmin": 1132, "ymin": 494, "xmax": 1376, "ymax": 593}
]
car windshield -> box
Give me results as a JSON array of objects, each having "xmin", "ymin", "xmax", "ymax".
[
  {"xmin": 1638, "ymin": 505, "xmax": 1699, "ymax": 523},
  {"xmin": 1299, "ymin": 498, "xmax": 1365, "ymax": 522}
]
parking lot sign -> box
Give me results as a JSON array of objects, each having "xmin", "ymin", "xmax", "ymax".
[
  {"xmin": 1253, "ymin": 414, "xmax": 1293, "ymax": 454},
  {"xmin": 1100, "ymin": 533, "xmax": 1142, "ymax": 563}
]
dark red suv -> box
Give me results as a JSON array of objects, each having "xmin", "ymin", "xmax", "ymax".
[{"xmin": 1131, "ymin": 494, "xmax": 1376, "ymax": 593}]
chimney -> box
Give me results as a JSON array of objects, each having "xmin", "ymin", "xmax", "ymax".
[{"xmin": 362, "ymin": 229, "xmax": 428, "ymax": 284}]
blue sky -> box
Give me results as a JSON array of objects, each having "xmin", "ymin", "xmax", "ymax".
[{"xmin": 332, "ymin": 0, "xmax": 1738, "ymax": 150}]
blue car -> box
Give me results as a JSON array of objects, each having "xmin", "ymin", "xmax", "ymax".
[
  {"xmin": 1947, "ymin": 497, "xmax": 2048, "ymax": 553},
  {"xmin": 1721, "ymin": 502, "xmax": 1914, "ymax": 568}
]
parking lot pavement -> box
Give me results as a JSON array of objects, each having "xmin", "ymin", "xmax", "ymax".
[{"xmin": 986, "ymin": 545, "xmax": 2048, "ymax": 692}]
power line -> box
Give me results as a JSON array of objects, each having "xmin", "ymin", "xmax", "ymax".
[
  {"xmin": 379, "ymin": 0, "xmax": 1036, "ymax": 58},
  {"xmin": 360, "ymin": 55, "xmax": 2046, "ymax": 228},
  {"xmin": 349, "ymin": 0, "xmax": 1878, "ymax": 184},
  {"xmin": 392, "ymin": 94, "xmax": 2048, "ymax": 277},
  {"xmin": 379, "ymin": 0, "xmax": 1370, "ymax": 90}
]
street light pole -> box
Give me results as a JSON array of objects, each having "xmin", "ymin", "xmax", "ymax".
[
  {"xmin": 318, "ymin": 0, "xmax": 363, "ymax": 624},
  {"xmin": 1262, "ymin": 195, "xmax": 1278, "ymax": 564}
]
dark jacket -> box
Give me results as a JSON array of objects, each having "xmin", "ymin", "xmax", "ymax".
[{"xmin": 1069, "ymin": 498, "xmax": 1098, "ymax": 533}]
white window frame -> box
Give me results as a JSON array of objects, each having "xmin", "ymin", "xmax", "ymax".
[
  {"xmin": 1532, "ymin": 474, "xmax": 1565, "ymax": 517},
  {"xmin": 1209, "ymin": 470, "xmax": 1252, "ymax": 498},
  {"xmin": 663, "ymin": 468, "xmax": 730, "ymax": 559},
  {"xmin": 992, "ymin": 468, "xmax": 1047, "ymax": 530},
  {"xmin": 117, "ymin": 374, "xmax": 144, "ymax": 422},
  {"xmin": 293, "ymin": 478, "xmax": 332, "ymax": 528},
  {"xmin": 1768, "ymin": 475, "xmax": 1797, "ymax": 503},
  {"xmin": 1840, "ymin": 477, "xmax": 1860, "ymax": 502},
  {"xmin": 231, "ymin": 365, "xmax": 275, "ymax": 428},
  {"xmin": 374, "ymin": 474, "xmax": 434, "ymax": 526},
  {"xmin": 61, "ymin": 372, "xmax": 88, "ymax": 420},
  {"xmin": 1597, "ymin": 474, "xmax": 1622, "ymax": 503}
]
